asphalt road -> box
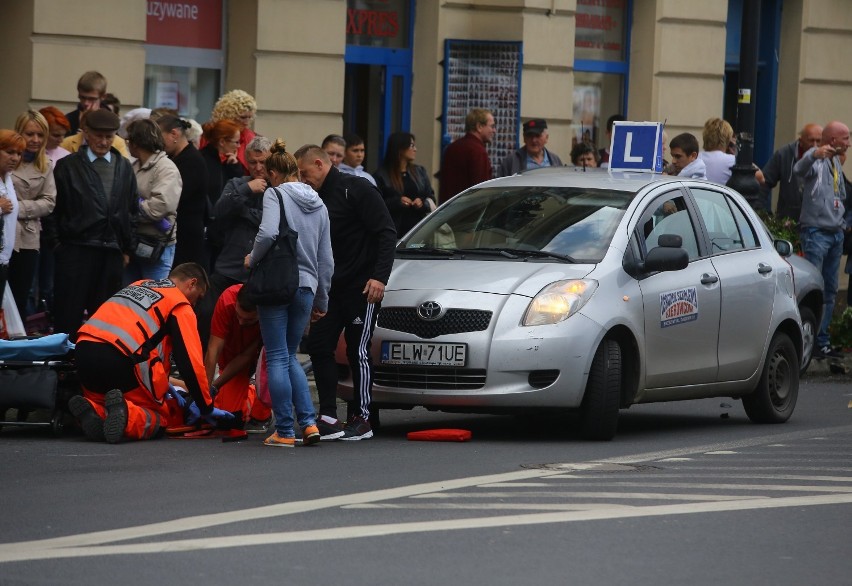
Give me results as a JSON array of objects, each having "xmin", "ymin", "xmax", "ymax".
[{"xmin": 1, "ymin": 375, "xmax": 851, "ymax": 586}]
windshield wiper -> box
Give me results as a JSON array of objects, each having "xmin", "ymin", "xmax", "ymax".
[
  {"xmin": 506, "ymin": 249, "xmax": 577, "ymax": 263},
  {"xmin": 396, "ymin": 246, "xmax": 456, "ymax": 256},
  {"xmin": 455, "ymin": 247, "xmax": 519, "ymax": 258}
]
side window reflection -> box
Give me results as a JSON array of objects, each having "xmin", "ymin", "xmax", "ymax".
[{"xmin": 642, "ymin": 194, "xmax": 700, "ymax": 260}]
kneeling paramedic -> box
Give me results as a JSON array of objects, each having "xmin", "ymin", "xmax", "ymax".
[{"xmin": 68, "ymin": 263, "xmax": 233, "ymax": 443}]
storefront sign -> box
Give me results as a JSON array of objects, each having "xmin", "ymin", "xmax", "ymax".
[
  {"xmin": 575, "ymin": 0, "xmax": 626, "ymax": 61},
  {"xmin": 146, "ymin": 0, "xmax": 222, "ymax": 50},
  {"xmin": 346, "ymin": 0, "xmax": 409, "ymax": 49}
]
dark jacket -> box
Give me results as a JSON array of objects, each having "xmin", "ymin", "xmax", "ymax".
[
  {"xmin": 210, "ymin": 175, "xmax": 264, "ymax": 282},
  {"xmin": 439, "ymin": 132, "xmax": 492, "ymax": 203},
  {"xmin": 199, "ymin": 144, "xmax": 243, "ymax": 214},
  {"xmin": 170, "ymin": 143, "xmax": 209, "ymax": 267},
  {"xmin": 760, "ymin": 140, "xmax": 804, "ymax": 220},
  {"xmin": 497, "ymin": 147, "xmax": 564, "ymax": 177},
  {"xmin": 318, "ymin": 166, "xmax": 397, "ymax": 292},
  {"xmin": 373, "ymin": 163, "xmax": 435, "ymax": 236},
  {"xmin": 53, "ymin": 146, "xmax": 137, "ymax": 254}
]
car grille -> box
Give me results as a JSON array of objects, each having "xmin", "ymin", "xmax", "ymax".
[
  {"xmin": 374, "ymin": 366, "xmax": 487, "ymax": 390},
  {"xmin": 378, "ymin": 308, "xmax": 493, "ymax": 339}
]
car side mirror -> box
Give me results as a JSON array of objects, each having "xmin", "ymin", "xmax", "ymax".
[
  {"xmin": 657, "ymin": 233, "xmax": 683, "ymax": 248},
  {"xmin": 774, "ymin": 239, "xmax": 793, "ymax": 257},
  {"xmin": 642, "ymin": 245, "xmax": 689, "ymax": 273}
]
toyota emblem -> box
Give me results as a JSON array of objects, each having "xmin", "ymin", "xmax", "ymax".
[{"xmin": 417, "ymin": 301, "xmax": 443, "ymax": 321}]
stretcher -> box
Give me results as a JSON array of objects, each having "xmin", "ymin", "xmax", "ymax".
[{"xmin": 0, "ymin": 334, "xmax": 80, "ymax": 436}]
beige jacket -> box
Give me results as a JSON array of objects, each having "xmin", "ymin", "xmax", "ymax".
[
  {"xmin": 11, "ymin": 161, "xmax": 56, "ymax": 251},
  {"xmin": 133, "ymin": 150, "xmax": 182, "ymax": 245}
]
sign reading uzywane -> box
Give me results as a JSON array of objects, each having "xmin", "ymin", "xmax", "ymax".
[
  {"xmin": 608, "ymin": 121, "xmax": 664, "ymax": 173},
  {"xmin": 147, "ymin": 0, "xmax": 222, "ymax": 50}
]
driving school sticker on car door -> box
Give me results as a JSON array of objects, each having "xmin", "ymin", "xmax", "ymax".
[{"xmin": 660, "ymin": 287, "xmax": 698, "ymax": 328}]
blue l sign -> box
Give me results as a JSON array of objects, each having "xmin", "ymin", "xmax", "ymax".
[{"xmin": 608, "ymin": 122, "xmax": 664, "ymax": 173}]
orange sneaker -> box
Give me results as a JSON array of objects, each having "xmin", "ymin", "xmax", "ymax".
[
  {"xmin": 302, "ymin": 424, "xmax": 320, "ymax": 446},
  {"xmin": 263, "ymin": 432, "xmax": 295, "ymax": 448}
]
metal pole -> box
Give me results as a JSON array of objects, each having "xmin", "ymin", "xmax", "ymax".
[{"xmin": 726, "ymin": 0, "xmax": 762, "ymax": 210}]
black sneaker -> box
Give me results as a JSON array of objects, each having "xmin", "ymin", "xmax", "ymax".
[
  {"xmin": 317, "ymin": 417, "xmax": 345, "ymax": 441},
  {"xmin": 816, "ymin": 345, "xmax": 843, "ymax": 359},
  {"xmin": 103, "ymin": 389, "xmax": 128, "ymax": 444},
  {"xmin": 68, "ymin": 395, "xmax": 105, "ymax": 441},
  {"xmin": 244, "ymin": 417, "xmax": 272, "ymax": 434},
  {"xmin": 340, "ymin": 416, "xmax": 373, "ymax": 441}
]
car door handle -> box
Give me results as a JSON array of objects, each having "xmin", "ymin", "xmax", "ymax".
[
  {"xmin": 758, "ymin": 263, "xmax": 773, "ymax": 274},
  {"xmin": 700, "ymin": 273, "xmax": 719, "ymax": 284}
]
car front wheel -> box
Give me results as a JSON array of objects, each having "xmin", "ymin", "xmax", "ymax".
[
  {"xmin": 578, "ymin": 338, "xmax": 621, "ymax": 441},
  {"xmin": 743, "ymin": 331, "xmax": 798, "ymax": 423}
]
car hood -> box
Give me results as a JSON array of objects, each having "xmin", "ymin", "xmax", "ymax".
[{"xmin": 388, "ymin": 258, "xmax": 594, "ymax": 297}]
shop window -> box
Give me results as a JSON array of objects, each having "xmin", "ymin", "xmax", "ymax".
[{"xmin": 573, "ymin": 0, "xmax": 630, "ymax": 154}]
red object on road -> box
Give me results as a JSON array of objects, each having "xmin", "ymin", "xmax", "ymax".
[{"xmin": 407, "ymin": 428, "xmax": 472, "ymax": 442}]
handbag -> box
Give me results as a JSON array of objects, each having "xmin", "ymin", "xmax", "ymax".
[
  {"xmin": 133, "ymin": 221, "xmax": 176, "ymax": 262},
  {"xmin": 244, "ymin": 187, "xmax": 299, "ymax": 306}
]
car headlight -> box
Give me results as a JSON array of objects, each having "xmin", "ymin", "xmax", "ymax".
[{"xmin": 522, "ymin": 279, "xmax": 598, "ymax": 326}]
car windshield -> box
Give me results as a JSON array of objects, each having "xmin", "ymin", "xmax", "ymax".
[{"xmin": 399, "ymin": 186, "xmax": 635, "ymax": 263}]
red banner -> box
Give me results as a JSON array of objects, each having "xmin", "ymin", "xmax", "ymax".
[{"xmin": 146, "ymin": 0, "xmax": 222, "ymax": 50}]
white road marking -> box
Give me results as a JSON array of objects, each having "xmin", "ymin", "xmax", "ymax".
[
  {"xmin": 411, "ymin": 491, "xmax": 763, "ymax": 501},
  {"xmin": 1, "ymin": 423, "xmax": 850, "ymax": 563},
  {"xmin": 704, "ymin": 450, "xmax": 738, "ymax": 455},
  {"xmin": 2, "ymin": 493, "xmax": 851, "ymax": 563}
]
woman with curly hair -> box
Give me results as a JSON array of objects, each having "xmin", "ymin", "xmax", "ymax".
[
  {"xmin": 209, "ymin": 89, "xmax": 257, "ymax": 174},
  {"xmin": 10, "ymin": 111, "xmax": 56, "ymax": 317}
]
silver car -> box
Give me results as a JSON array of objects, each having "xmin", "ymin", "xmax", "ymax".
[{"xmin": 338, "ymin": 168, "xmax": 803, "ymax": 440}]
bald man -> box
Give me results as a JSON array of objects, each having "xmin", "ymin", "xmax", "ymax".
[
  {"xmin": 760, "ymin": 123, "xmax": 822, "ymax": 219},
  {"xmin": 794, "ymin": 121, "xmax": 851, "ymax": 359}
]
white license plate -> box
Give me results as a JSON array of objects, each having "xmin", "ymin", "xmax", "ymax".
[{"xmin": 381, "ymin": 341, "xmax": 467, "ymax": 366}]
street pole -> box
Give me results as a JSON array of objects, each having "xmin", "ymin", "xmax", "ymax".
[{"xmin": 726, "ymin": 0, "xmax": 762, "ymax": 210}]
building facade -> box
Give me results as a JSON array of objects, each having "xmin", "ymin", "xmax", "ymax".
[{"xmin": 1, "ymin": 0, "xmax": 850, "ymax": 208}]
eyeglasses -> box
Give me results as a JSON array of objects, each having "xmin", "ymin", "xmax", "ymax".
[
  {"xmin": 78, "ymin": 94, "xmax": 101, "ymax": 103},
  {"xmin": 408, "ymin": 143, "xmax": 417, "ymax": 149}
]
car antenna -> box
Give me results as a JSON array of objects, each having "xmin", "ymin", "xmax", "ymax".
[{"xmin": 581, "ymin": 122, "xmax": 587, "ymax": 171}]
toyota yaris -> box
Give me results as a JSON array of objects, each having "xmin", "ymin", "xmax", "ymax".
[{"xmin": 338, "ymin": 168, "xmax": 803, "ymax": 440}]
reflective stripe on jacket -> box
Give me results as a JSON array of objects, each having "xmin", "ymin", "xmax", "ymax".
[{"xmin": 77, "ymin": 279, "xmax": 212, "ymax": 411}]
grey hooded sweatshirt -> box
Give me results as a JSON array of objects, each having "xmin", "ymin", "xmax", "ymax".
[{"xmin": 249, "ymin": 182, "xmax": 334, "ymax": 312}]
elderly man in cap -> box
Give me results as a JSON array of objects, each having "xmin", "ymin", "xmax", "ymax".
[
  {"xmin": 497, "ymin": 118, "xmax": 563, "ymax": 177},
  {"xmin": 52, "ymin": 108, "xmax": 138, "ymax": 338}
]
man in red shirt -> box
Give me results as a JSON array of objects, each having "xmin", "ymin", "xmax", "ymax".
[
  {"xmin": 439, "ymin": 108, "xmax": 496, "ymax": 203},
  {"xmin": 205, "ymin": 283, "xmax": 272, "ymax": 431}
]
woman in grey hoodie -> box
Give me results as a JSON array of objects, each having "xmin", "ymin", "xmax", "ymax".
[{"xmin": 245, "ymin": 139, "xmax": 333, "ymax": 447}]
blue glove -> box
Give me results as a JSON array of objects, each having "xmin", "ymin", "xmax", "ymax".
[
  {"xmin": 204, "ymin": 407, "xmax": 235, "ymax": 426},
  {"xmin": 166, "ymin": 384, "xmax": 186, "ymax": 408},
  {"xmin": 185, "ymin": 401, "xmax": 202, "ymax": 425},
  {"xmin": 185, "ymin": 403, "xmax": 234, "ymax": 426}
]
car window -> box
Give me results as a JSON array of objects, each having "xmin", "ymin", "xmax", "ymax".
[
  {"xmin": 691, "ymin": 188, "xmax": 758, "ymax": 252},
  {"xmin": 641, "ymin": 192, "xmax": 700, "ymax": 260},
  {"xmin": 401, "ymin": 186, "xmax": 635, "ymax": 262}
]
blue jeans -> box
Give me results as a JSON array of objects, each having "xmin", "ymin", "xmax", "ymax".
[
  {"xmin": 800, "ymin": 227, "xmax": 844, "ymax": 348},
  {"xmin": 124, "ymin": 242, "xmax": 175, "ymax": 283},
  {"xmin": 257, "ymin": 287, "xmax": 316, "ymax": 437}
]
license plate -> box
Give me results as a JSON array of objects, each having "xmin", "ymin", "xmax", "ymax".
[{"xmin": 381, "ymin": 341, "xmax": 467, "ymax": 366}]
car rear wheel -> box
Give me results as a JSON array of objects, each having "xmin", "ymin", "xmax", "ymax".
[
  {"xmin": 743, "ymin": 331, "xmax": 798, "ymax": 423},
  {"xmin": 798, "ymin": 306, "xmax": 816, "ymax": 375},
  {"xmin": 578, "ymin": 338, "xmax": 621, "ymax": 441}
]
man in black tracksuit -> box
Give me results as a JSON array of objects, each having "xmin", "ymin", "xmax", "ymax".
[{"xmin": 295, "ymin": 144, "xmax": 397, "ymax": 441}]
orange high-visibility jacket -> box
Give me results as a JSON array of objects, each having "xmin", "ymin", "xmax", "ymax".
[{"xmin": 77, "ymin": 279, "xmax": 213, "ymax": 412}]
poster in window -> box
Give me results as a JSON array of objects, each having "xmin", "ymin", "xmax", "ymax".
[
  {"xmin": 443, "ymin": 40, "xmax": 522, "ymax": 176},
  {"xmin": 572, "ymin": 85, "xmax": 600, "ymax": 147}
]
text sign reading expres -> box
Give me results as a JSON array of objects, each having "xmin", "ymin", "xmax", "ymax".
[{"xmin": 608, "ymin": 121, "xmax": 665, "ymax": 173}]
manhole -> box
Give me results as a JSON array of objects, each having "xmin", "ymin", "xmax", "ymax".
[{"xmin": 521, "ymin": 462, "xmax": 660, "ymax": 473}]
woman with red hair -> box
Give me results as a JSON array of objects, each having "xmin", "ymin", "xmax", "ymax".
[
  {"xmin": 39, "ymin": 106, "xmax": 72, "ymax": 165},
  {"xmin": 199, "ymin": 119, "xmax": 242, "ymax": 271},
  {"xmin": 0, "ymin": 130, "xmax": 25, "ymax": 297}
]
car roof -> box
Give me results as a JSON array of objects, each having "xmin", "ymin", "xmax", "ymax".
[{"xmin": 476, "ymin": 167, "xmax": 688, "ymax": 192}]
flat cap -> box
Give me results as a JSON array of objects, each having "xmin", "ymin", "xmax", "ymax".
[{"xmin": 84, "ymin": 108, "xmax": 120, "ymax": 132}]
